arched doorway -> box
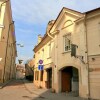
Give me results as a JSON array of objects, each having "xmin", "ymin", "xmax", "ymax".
[{"xmin": 61, "ymin": 66, "xmax": 79, "ymax": 93}]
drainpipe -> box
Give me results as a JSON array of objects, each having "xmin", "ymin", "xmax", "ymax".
[
  {"xmin": 9, "ymin": 42, "xmax": 15, "ymax": 80},
  {"xmin": 9, "ymin": 43, "xmax": 13, "ymax": 80},
  {"xmin": 47, "ymin": 30, "xmax": 59, "ymax": 92},
  {"xmin": 3, "ymin": 21, "xmax": 14, "ymax": 83},
  {"xmin": 47, "ymin": 31, "xmax": 54, "ymax": 39},
  {"xmin": 84, "ymin": 14, "xmax": 90, "ymax": 99},
  {"xmin": 47, "ymin": 31, "xmax": 54, "ymax": 89},
  {"xmin": 0, "ymin": 0, "xmax": 9, "ymax": 13}
]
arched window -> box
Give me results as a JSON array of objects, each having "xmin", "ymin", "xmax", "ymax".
[{"xmin": 62, "ymin": 20, "xmax": 73, "ymax": 29}]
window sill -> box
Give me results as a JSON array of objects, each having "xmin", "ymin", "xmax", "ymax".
[{"xmin": 62, "ymin": 51, "xmax": 71, "ymax": 54}]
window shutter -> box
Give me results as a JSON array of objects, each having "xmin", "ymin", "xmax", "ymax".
[{"xmin": 71, "ymin": 44, "xmax": 76, "ymax": 57}]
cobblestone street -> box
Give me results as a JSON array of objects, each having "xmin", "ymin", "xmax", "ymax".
[{"xmin": 0, "ymin": 80, "xmax": 87, "ymax": 100}]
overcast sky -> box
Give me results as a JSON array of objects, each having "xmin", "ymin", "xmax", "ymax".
[{"xmin": 10, "ymin": 0, "xmax": 100, "ymax": 63}]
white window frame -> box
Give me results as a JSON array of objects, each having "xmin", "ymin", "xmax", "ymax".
[{"xmin": 63, "ymin": 33, "xmax": 71, "ymax": 52}]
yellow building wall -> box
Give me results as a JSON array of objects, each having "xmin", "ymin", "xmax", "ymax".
[
  {"xmin": 34, "ymin": 8, "xmax": 100, "ymax": 99},
  {"xmin": 0, "ymin": 1, "xmax": 16, "ymax": 83},
  {"xmin": 34, "ymin": 36, "xmax": 55, "ymax": 88},
  {"xmin": 51, "ymin": 13, "xmax": 88, "ymax": 98},
  {"xmin": 86, "ymin": 13, "xmax": 100, "ymax": 99}
]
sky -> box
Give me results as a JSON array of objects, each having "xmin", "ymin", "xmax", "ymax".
[{"xmin": 10, "ymin": 0, "xmax": 100, "ymax": 63}]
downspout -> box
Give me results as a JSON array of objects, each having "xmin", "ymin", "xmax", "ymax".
[
  {"xmin": 9, "ymin": 43, "xmax": 13, "ymax": 80},
  {"xmin": 47, "ymin": 31, "xmax": 55, "ymax": 39},
  {"xmin": 47, "ymin": 30, "xmax": 59, "ymax": 92},
  {"xmin": 9, "ymin": 22, "xmax": 16, "ymax": 80},
  {"xmin": 47, "ymin": 31, "xmax": 54, "ymax": 90},
  {"xmin": 0, "ymin": 0, "xmax": 9, "ymax": 13},
  {"xmin": 3, "ymin": 21, "xmax": 14, "ymax": 83},
  {"xmin": 84, "ymin": 13, "xmax": 90, "ymax": 99}
]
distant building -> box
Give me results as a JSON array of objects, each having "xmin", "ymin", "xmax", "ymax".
[
  {"xmin": 33, "ymin": 7, "xmax": 100, "ymax": 100},
  {"xmin": 25, "ymin": 59, "xmax": 34, "ymax": 81},
  {"xmin": 16, "ymin": 64, "xmax": 25, "ymax": 79},
  {"xmin": 0, "ymin": 0, "xmax": 17, "ymax": 84},
  {"xmin": 33, "ymin": 20, "xmax": 55, "ymax": 89}
]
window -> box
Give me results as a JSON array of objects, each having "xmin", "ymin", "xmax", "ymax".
[{"xmin": 64, "ymin": 34, "xmax": 71, "ymax": 52}]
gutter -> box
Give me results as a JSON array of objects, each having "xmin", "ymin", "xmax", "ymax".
[
  {"xmin": 47, "ymin": 30, "xmax": 60, "ymax": 39},
  {"xmin": 3, "ymin": 21, "xmax": 14, "ymax": 83}
]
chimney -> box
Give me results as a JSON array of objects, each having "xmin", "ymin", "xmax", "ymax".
[{"xmin": 38, "ymin": 34, "xmax": 42, "ymax": 44}]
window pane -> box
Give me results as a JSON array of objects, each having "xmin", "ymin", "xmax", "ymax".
[{"xmin": 64, "ymin": 34, "xmax": 71, "ymax": 51}]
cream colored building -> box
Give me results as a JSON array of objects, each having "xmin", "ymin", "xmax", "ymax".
[
  {"xmin": 33, "ymin": 7, "xmax": 100, "ymax": 99},
  {"xmin": 34, "ymin": 21, "xmax": 55, "ymax": 89},
  {"xmin": 0, "ymin": 0, "xmax": 17, "ymax": 84}
]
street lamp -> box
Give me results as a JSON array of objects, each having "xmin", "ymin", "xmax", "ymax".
[
  {"xmin": 17, "ymin": 43, "xmax": 24, "ymax": 47},
  {"xmin": 16, "ymin": 43, "xmax": 24, "ymax": 63}
]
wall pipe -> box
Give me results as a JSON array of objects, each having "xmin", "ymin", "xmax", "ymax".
[
  {"xmin": 84, "ymin": 14, "xmax": 90, "ymax": 99},
  {"xmin": 47, "ymin": 29, "xmax": 60, "ymax": 92},
  {"xmin": 3, "ymin": 21, "xmax": 14, "ymax": 83},
  {"xmin": 9, "ymin": 41, "xmax": 16, "ymax": 80}
]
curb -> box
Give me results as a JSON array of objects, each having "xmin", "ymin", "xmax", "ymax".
[{"xmin": 0, "ymin": 79, "xmax": 14, "ymax": 89}]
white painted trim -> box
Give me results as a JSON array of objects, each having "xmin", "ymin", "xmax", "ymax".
[{"xmin": 0, "ymin": 25, "xmax": 4, "ymax": 28}]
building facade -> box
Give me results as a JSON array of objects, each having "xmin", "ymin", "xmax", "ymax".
[
  {"xmin": 34, "ymin": 21, "xmax": 55, "ymax": 89},
  {"xmin": 25, "ymin": 59, "xmax": 34, "ymax": 81},
  {"xmin": 0, "ymin": 0, "xmax": 17, "ymax": 84},
  {"xmin": 33, "ymin": 7, "xmax": 100, "ymax": 99}
]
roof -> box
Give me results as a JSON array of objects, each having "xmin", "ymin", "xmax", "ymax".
[{"xmin": 84, "ymin": 7, "xmax": 100, "ymax": 14}]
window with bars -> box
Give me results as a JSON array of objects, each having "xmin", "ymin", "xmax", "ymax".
[{"xmin": 64, "ymin": 34, "xmax": 71, "ymax": 52}]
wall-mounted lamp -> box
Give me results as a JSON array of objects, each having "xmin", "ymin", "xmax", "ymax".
[{"xmin": 17, "ymin": 43, "xmax": 24, "ymax": 47}]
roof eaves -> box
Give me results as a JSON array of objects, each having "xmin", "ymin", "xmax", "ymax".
[{"xmin": 84, "ymin": 7, "xmax": 100, "ymax": 14}]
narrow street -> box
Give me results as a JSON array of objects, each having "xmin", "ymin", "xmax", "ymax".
[{"xmin": 0, "ymin": 80, "xmax": 86, "ymax": 100}]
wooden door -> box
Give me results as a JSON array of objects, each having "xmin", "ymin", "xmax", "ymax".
[
  {"xmin": 62, "ymin": 72, "xmax": 71, "ymax": 92},
  {"xmin": 49, "ymin": 69, "xmax": 52, "ymax": 88},
  {"xmin": 47, "ymin": 69, "xmax": 52, "ymax": 88}
]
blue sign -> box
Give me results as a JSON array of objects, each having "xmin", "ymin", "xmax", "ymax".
[{"xmin": 38, "ymin": 65, "xmax": 44, "ymax": 70}]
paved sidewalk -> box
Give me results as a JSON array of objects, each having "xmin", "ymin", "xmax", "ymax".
[
  {"xmin": 0, "ymin": 79, "xmax": 14, "ymax": 89},
  {"xmin": 23, "ymin": 79, "xmax": 87, "ymax": 100}
]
